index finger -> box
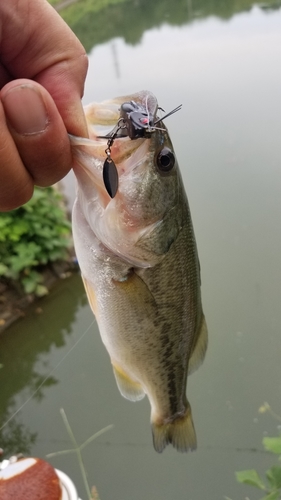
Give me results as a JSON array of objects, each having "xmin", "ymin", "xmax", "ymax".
[{"xmin": 0, "ymin": 0, "xmax": 88, "ymax": 137}]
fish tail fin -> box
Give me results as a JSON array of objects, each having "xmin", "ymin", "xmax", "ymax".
[{"xmin": 151, "ymin": 402, "xmax": 197, "ymax": 453}]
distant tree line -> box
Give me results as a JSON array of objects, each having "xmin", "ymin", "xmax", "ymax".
[{"xmin": 53, "ymin": 0, "xmax": 281, "ymax": 53}]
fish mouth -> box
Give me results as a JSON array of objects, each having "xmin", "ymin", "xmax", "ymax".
[
  {"xmin": 71, "ymin": 91, "xmax": 181, "ymax": 200},
  {"xmin": 71, "ymin": 91, "xmax": 159, "ymax": 201},
  {"xmin": 70, "ymin": 133, "xmax": 148, "ymax": 196},
  {"xmin": 84, "ymin": 90, "xmax": 159, "ymax": 141}
]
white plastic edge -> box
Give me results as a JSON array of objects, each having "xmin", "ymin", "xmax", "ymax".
[{"xmin": 55, "ymin": 468, "xmax": 82, "ymax": 500}]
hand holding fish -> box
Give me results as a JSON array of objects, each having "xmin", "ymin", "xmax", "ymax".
[{"xmin": 0, "ymin": 0, "xmax": 88, "ymax": 211}]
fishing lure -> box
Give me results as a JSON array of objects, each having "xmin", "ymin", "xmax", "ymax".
[{"xmin": 101, "ymin": 101, "xmax": 182, "ymax": 198}]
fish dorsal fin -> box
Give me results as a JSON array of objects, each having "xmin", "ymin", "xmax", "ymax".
[
  {"xmin": 188, "ymin": 315, "xmax": 208, "ymax": 375},
  {"xmin": 112, "ymin": 362, "xmax": 146, "ymax": 402}
]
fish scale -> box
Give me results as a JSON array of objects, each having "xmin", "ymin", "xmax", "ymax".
[{"xmin": 70, "ymin": 90, "xmax": 208, "ymax": 453}]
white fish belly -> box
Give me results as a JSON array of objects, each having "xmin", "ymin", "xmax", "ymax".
[{"xmin": 72, "ymin": 198, "xmax": 203, "ymax": 420}]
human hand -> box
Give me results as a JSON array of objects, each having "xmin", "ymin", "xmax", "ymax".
[{"xmin": 0, "ymin": 0, "xmax": 88, "ymax": 211}]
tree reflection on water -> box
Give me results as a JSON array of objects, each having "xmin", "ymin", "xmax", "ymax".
[
  {"xmin": 0, "ymin": 274, "xmax": 86, "ymax": 458},
  {"xmin": 58, "ymin": 0, "xmax": 281, "ymax": 53}
]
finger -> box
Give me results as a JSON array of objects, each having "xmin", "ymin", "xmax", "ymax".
[
  {"xmin": 0, "ymin": 103, "xmax": 33, "ymax": 212},
  {"xmin": 0, "ymin": 1, "xmax": 88, "ymax": 137},
  {"xmin": 0, "ymin": 62, "xmax": 12, "ymax": 88},
  {"xmin": 1, "ymin": 79, "xmax": 73, "ymax": 187},
  {"xmin": 36, "ymin": 59, "xmax": 88, "ymax": 138}
]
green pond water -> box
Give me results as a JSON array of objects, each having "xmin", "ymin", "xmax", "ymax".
[{"xmin": 1, "ymin": 0, "xmax": 281, "ymax": 498}]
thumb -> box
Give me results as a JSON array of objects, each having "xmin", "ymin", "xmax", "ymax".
[{"xmin": 1, "ymin": 80, "xmax": 75, "ymax": 188}]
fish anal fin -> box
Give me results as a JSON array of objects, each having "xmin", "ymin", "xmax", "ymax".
[
  {"xmin": 151, "ymin": 402, "xmax": 197, "ymax": 453},
  {"xmin": 112, "ymin": 362, "xmax": 145, "ymax": 402},
  {"xmin": 188, "ymin": 315, "xmax": 208, "ymax": 375},
  {"xmin": 82, "ymin": 276, "xmax": 98, "ymax": 318}
]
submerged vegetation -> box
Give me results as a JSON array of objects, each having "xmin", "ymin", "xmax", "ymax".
[
  {"xmin": 47, "ymin": 409, "xmax": 113, "ymax": 500},
  {"xmin": 0, "ymin": 187, "xmax": 72, "ymax": 297}
]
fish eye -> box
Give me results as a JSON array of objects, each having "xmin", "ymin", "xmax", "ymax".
[{"xmin": 156, "ymin": 148, "xmax": 175, "ymax": 173}]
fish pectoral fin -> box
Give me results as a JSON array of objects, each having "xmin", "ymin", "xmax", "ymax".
[
  {"xmin": 112, "ymin": 363, "xmax": 146, "ymax": 402},
  {"xmin": 188, "ymin": 315, "xmax": 208, "ymax": 375},
  {"xmin": 82, "ymin": 276, "xmax": 98, "ymax": 318},
  {"xmin": 151, "ymin": 401, "xmax": 197, "ymax": 453}
]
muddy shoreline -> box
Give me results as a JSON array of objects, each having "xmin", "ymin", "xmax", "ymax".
[{"xmin": 0, "ymin": 261, "xmax": 79, "ymax": 335}]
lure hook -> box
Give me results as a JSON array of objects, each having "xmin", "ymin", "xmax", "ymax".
[{"xmin": 100, "ymin": 103, "xmax": 182, "ymax": 198}]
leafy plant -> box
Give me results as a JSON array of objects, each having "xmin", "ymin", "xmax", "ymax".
[
  {"xmin": 235, "ymin": 403, "xmax": 281, "ymax": 500},
  {"xmin": 0, "ymin": 187, "xmax": 72, "ymax": 296}
]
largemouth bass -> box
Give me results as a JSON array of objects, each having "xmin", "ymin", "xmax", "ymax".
[{"xmin": 70, "ymin": 91, "xmax": 208, "ymax": 453}]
